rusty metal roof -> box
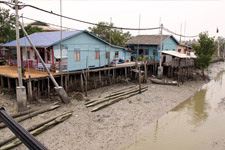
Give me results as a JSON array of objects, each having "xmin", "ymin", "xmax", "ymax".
[{"xmin": 125, "ymin": 35, "xmax": 174, "ymax": 45}]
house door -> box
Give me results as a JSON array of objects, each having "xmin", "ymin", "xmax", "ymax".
[{"xmin": 40, "ymin": 51, "xmax": 45, "ymax": 62}]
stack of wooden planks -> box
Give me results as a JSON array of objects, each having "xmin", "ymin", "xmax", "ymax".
[
  {"xmin": 85, "ymin": 85, "xmax": 148, "ymax": 112},
  {"xmin": 0, "ymin": 104, "xmax": 72, "ymax": 150}
]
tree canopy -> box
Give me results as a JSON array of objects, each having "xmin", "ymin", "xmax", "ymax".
[
  {"xmin": 193, "ymin": 32, "xmax": 217, "ymax": 76},
  {"xmin": 88, "ymin": 22, "xmax": 132, "ymax": 47},
  {"xmin": 0, "ymin": 8, "xmax": 44, "ymax": 44},
  {"xmin": 0, "ymin": 8, "xmax": 16, "ymax": 43}
]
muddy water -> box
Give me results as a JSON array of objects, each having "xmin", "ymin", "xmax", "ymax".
[{"xmin": 124, "ymin": 71, "xmax": 225, "ymax": 150}]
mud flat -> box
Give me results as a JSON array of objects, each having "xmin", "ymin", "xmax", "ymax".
[{"xmin": 1, "ymin": 62, "xmax": 225, "ymax": 150}]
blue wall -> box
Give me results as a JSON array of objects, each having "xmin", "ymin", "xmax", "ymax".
[
  {"xmin": 54, "ymin": 32, "xmax": 130, "ymax": 71},
  {"xmin": 129, "ymin": 36, "xmax": 178, "ymax": 61}
]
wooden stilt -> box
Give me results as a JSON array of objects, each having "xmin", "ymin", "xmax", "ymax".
[
  {"xmin": 7, "ymin": 77, "xmax": 11, "ymax": 91},
  {"xmin": 65, "ymin": 74, "xmax": 68, "ymax": 92},
  {"xmin": 60, "ymin": 74, "xmax": 63, "ymax": 87},
  {"xmin": 144, "ymin": 62, "xmax": 147, "ymax": 83},
  {"xmin": 47, "ymin": 77, "xmax": 50, "ymax": 98},
  {"xmin": 113, "ymin": 69, "xmax": 115, "ymax": 84},
  {"xmin": 99, "ymin": 71, "xmax": 103, "ymax": 86},
  {"xmin": 38, "ymin": 80, "xmax": 40, "ymax": 99},
  {"xmin": 27, "ymin": 78, "xmax": 33, "ymax": 101},
  {"xmin": 15, "ymin": 79, "xmax": 18, "ymax": 88},
  {"xmin": 108, "ymin": 69, "xmax": 111, "ymax": 85},
  {"xmin": 94, "ymin": 72, "xmax": 97, "ymax": 89},
  {"xmin": 1, "ymin": 76, "xmax": 4, "ymax": 88},
  {"xmin": 125, "ymin": 67, "xmax": 127, "ymax": 78},
  {"xmin": 80, "ymin": 73, "xmax": 84, "ymax": 93},
  {"xmin": 82, "ymin": 70, "xmax": 88, "ymax": 96}
]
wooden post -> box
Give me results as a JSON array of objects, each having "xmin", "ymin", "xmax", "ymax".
[
  {"xmin": 82, "ymin": 70, "xmax": 88, "ymax": 96},
  {"xmin": 113, "ymin": 69, "xmax": 115, "ymax": 84},
  {"xmin": 65, "ymin": 74, "xmax": 68, "ymax": 92},
  {"xmin": 80, "ymin": 73, "xmax": 84, "ymax": 93},
  {"xmin": 108, "ymin": 69, "xmax": 111, "ymax": 85},
  {"xmin": 144, "ymin": 62, "xmax": 147, "ymax": 83},
  {"xmin": 99, "ymin": 71, "xmax": 102, "ymax": 86},
  {"xmin": 94, "ymin": 72, "xmax": 97, "ymax": 89},
  {"xmin": 139, "ymin": 66, "xmax": 141, "ymax": 93},
  {"xmin": 42, "ymin": 79, "xmax": 44, "ymax": 95},
  {"xmin": 38, "ymin": 80, "xmax": 40, "ymax": 99},
  {"xmin": 1, "ymin": 76, "xmax": 4, "ymax": 88},
  {"xmin": 7, "ymin": 77, "xmax": 11, "ymax": 91},
  {"xmin": 60, "ymin": 74, "xmax": 63, "ymax": 87},
  {"xmin": 47, "ymin": 77, "xmax": 50, "ymax": 98},
  {"xmin": 125, "ymin": 67, "xmax": 127, "ymax": 78},
  {"xmin": 130, "ymin": 68, "xmax": 132, "ymax": 79},
  {"xmin": 27, "ymin": 77, "xmax": 33, "ymax": 101},
  {"xmin": 15, "ymin": 79, "xmax": 18, "ymax": 88}
]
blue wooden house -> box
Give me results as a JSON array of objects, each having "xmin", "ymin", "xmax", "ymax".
[
  {"xmin": 3, "ymin": 30, "xmax": 131, "ymax": 71},
  {"xmin": 125, "ymin": 35, "xmax": 179, "ymax": 61}
]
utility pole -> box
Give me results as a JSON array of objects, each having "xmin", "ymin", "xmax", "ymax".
[
  {"xmin": 20, "ymin": 23, "xmax": 70, "ymax": 104},
  {"xmin": 158, "ymin": 24, "xmax": 163, "ymax": 78},
  {"xmin": 60, "ymin": 0, "xmax": 63, "ymax": 72},
  {"xmin": 15, "ymin": 0, "xmax": 27, "ymax": 111}
]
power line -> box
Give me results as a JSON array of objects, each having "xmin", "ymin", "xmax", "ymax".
[
  {"xmin": 0, "ymin": 1, "xmax": 160, "ymax": 31},
  {"xmin": 0, "ymin": 0, "xmax": 199, "ymax": 38},
  {"xmin": 22, "ymin": 16, "xmax": 82, "ymax": 31},
  {"xmin": 163, "ymin": 27, "xmax": 198, "ymax": 38}
]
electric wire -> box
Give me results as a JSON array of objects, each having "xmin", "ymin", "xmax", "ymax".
[{"xmin": 0, "ymin": 1, "xmax": 199, "ymax": 38}]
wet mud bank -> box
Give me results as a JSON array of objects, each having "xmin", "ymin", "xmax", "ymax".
[{"xmin": 1, "ymin": 62, "xmax": 225, "ymax": 150}]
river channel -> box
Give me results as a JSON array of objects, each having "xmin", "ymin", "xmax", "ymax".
[{"xmin": 124, "ymin": 70, "xmax": 225, "ymax": 150}]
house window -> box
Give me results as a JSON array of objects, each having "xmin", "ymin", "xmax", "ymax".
[
  {"xmin": 153, "ymin": 50, "xmax": 158, "ymax": 56},
  {"xmin": 74, "ymin": 51, "xmax": 80, "ymax": 61},
  {"xmin": 95, "ymin": 51, "xmax": 100, "ymax": 59},
  {"xmin": 139, "ymin": 49, "xmax": 144, "ymax": 55},
  {"xmin": 27, "ymin": 51, "xmax": 30, "ymax": 59},
  {"xmin": 145, "ymin": 50, "xmax": 149, "ymax": 55},
  {"xmin": 115, "ymin": 51, "xmax": 119, "ymax": 57},
  {"xmin": 178, "ymin": 49, "xmax": 181, "ymax": 53}
]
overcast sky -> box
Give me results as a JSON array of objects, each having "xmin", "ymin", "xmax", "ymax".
[{"xmin": 1, "ymin": 0, "xmax": 225, "ymax": 41}]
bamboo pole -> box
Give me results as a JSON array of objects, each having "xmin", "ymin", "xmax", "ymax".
[
  {"xmin": 0, "ymin": 111, "xmax": 73, "ymax": 147},
  {"xmin": 86, "ymin": 86, "xmax": 148, "ymax": 107},
  {"xmin": 91, "ymin": 88, "xmax": 147, "ymax": 112},
  {"xmin": 85, "ymin": 85, "xmax": 147, "ymax": 105},
  {"xmin": 0, "ymin": 105, "xmax": 60, "ymax": 129}
]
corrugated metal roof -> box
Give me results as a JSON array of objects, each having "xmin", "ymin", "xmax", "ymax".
[
  {"xmin": 125, "ymin": 35, "xmax": 179, "ymax": 45},
  {"xmin": 3, "ymin": 31, "xmax": 82, "ymax": 48},
  {"xmin": 125, "ymin": 35, "xmax": 170, "ymax": 45},
  {"xmin": 3, "ymin": 30, "xmax": 128, "ymax": 51},
  {"xmin": 162, "ymin": 50, "xmax": 197, "ymax": 59}
]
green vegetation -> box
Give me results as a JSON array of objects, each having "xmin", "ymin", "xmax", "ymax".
[
  {"xmin": 0, "ymin": 8, "xmax": 16, "ymax": 43},
  {"xmin": 193, "ymin": 32, "xmax": 217, "ymax": 78},
  {"xmin": 0, "ymin": 8, "xmax": 44, "ymax": 44},
  {"xmin": 88, "ymin": 22, "xmax": 132, "ymax": 47}
]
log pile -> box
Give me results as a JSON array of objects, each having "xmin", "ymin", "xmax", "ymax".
[
  {"xmin": 85, "ymin": 85, "xmax": 148, "ymax": 112},
  {"xmin": 0, "ymin": 112, "xmax": 72, "ymax": 150},
  {"xmin": 0, "ymin": 104, "xmax": 60, "ymax": 129}
]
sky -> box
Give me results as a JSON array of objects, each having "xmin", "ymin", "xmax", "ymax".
[{"xmin": 1, "ymin": 0, "xmax": 225, "ymax": 41}]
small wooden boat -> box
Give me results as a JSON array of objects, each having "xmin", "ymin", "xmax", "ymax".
[{"xmin": 150, "ymin": 78, "xmax": 178, "ymax": 86}]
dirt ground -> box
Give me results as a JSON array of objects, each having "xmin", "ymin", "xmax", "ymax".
[{"xmin": 1, "ymin": 62, "xmax": 225, "ymax": 150}]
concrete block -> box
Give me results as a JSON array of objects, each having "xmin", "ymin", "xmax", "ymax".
[
  {"xmin": 54, "ymin": 86, "xmax": 70, "ymax": 104},
  {"xmin": 16, "ymin": 86, "xmax": 27, "ymax": 112}
]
